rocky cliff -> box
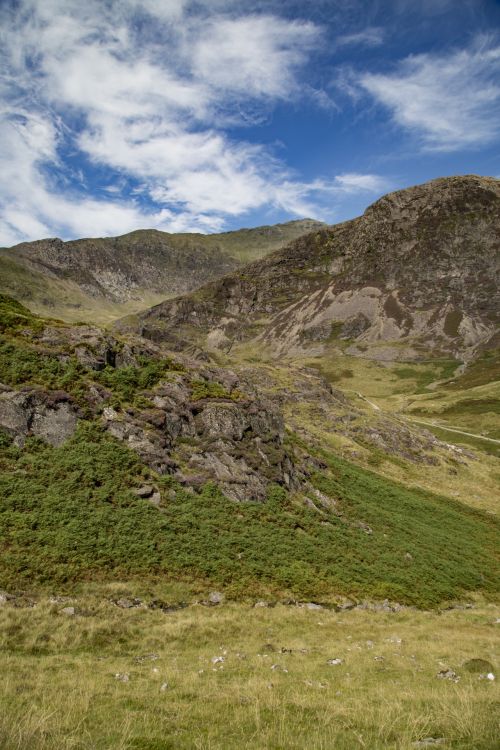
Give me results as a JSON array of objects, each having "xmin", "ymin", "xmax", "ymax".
[{"xmin": 125, "ymin": 176, "xmax": 499, "ymax": 362}]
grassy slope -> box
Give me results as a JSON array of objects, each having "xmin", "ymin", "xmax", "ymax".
[
  {"xmin": 224, "ymin": 345, "xmax": 500, "ymax": 513},
  {"xmin": 0, "ymin": 424, "xmax": 498, "ymax": 607},
  {"xmin": 0, "ymin": 254, "xmax": 169, "ymax": 325},
  {"xmin": 0, "ymin": 296, "xmax": 497, "ymax": 607}
]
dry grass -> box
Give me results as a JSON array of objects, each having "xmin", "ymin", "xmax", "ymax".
[{"xmin": 0, "ymin": 596, "xmax": 498, "ymax": 749}]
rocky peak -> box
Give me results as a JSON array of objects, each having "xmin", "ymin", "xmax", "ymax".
[{"xmin": 123, "ymin": 175, "xmax": 499, "ymax": 362}]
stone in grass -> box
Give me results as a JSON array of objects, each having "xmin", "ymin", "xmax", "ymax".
[
  {"xmin": 115, "ymin": 673, "xmax": 130, "ymax": 682},
  {"xmin": 413, "ymin": 739, "xmax": 447, "ymax": 747},
  {"xmin": 436, "ymin": 669, "xmax": 459, "ymax": 682},
  {"xmin": 462, "ymin": 658, "xmax": 494, "ymax": 674},
  {"xmin": 208, "ymin": 591, "xmax": 224, "ymax": 605},
  {"xmin": 134, "ymin": 653, "xmax": 160, "ymax": 663},
  {"xmin": 326, "ymin": 658, "xmax": 343, "ymax": 666},
  {"xmin": 271, "ymin": 664, "xmax": 288, "ymax": 673},
  {"xmin": 160, "ymin": 682, "xmax": 169, "ymax": 692},
  {"xmin": 115, "ymin": 597, "xmax": 141, "ymax": 609},
  {"xmin": 211, "ymin": 656, "xmax": 225, "ymax": 665},
  {"xmin": 60, "ymin": 606, "xmax": 76, "ymax": 616}
]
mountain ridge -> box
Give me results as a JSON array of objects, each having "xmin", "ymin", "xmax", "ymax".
[
  {"xmin": 0, "ymin": 219, "xmax": 323, "ymax": 324},
  {"xmin": 122, "ymin": 175, "xmax": 500, "ymax": 363}
]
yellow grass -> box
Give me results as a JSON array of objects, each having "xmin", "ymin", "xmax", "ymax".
[{"xmin": 0, "ymin": 595, "xmax": 498, "ymax": 749}]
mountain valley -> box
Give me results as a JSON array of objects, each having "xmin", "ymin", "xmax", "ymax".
[{"xmin": 0, "ymin": 176, "xmax": 498, "ymax": 750}]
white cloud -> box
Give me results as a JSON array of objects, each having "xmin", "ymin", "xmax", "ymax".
[
  {"xmin": 191, "ymin": 15, "xmax": 319, "ymax": 99},
  {"xmin": 0, "ymin": 0, "xmax": 388, "ymax": 244},
  {"xmin": 336, "ymin": 27, "xmax": 385, "ymax": 48},
  {"xmin": 359, "ymin": 37, "xmax": 500, "ymax": 151},
  {"xmin": 0, "ymin": 110, "xmax": 223, "ymax": 245},
  {"xmin": 332, "ymin": 173, "xmax": 389, "ymax": 193}
]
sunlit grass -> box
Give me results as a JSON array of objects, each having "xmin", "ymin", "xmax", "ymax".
[{"xmin": 0, "ymin": 597, "xmax": 498, "ymax": 749}]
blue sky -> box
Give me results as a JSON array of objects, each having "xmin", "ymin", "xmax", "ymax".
[{"xmin": 1, "ymin": 0, "xmax": 499, "ymax": 245}]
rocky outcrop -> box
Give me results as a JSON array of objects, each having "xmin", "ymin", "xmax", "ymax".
[
  {"xmin": 0, "ymin": 387, "xmax": 78, "ymax": 447},
  {"xmin": 0, "ymin": 297, "xmax": 300, "ymax": 501},
  {"xmin": 101, "ymin": 367, "xmax": 294, "ymax": 502}
]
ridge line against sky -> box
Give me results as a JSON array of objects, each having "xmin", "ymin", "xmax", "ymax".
[{"xmin": 0, "ymin": 0, "xmax": 499, "ymax": 246}]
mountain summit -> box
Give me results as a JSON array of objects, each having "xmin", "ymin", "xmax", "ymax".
[{"xmin": 124, "ymin": 175, "xmax": 499, "ymax": 363}]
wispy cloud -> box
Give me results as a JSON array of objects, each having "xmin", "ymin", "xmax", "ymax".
[
  {"xmin": 336, "ymin": 27, "xmax": 385, "ymax": 49},
  {"xmin": 358, "ymin": 36, "xmax": 500, "ymax": 151}
]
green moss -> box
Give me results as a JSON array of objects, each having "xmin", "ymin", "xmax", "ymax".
[{"xmin": 190, "ymin": 380, "xmax": 245, "ymax": 402}]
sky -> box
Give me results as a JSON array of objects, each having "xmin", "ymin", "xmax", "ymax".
[{"xmin": 1, "ymin": 0, "xmax": 500, "ymax": 246}]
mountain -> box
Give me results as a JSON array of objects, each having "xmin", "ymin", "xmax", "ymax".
[
  {"xmin": 0, "ymin": 177, "xmax": 499, "ymax": 606},
  {"xmin": 0, "ymin": 219, "xmax": 322, "ymax": 325},
  {"xmin": 124, "ymin": 176, "xmax": 500, "ymax": 363}
]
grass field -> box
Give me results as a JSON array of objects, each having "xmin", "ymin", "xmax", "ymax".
[{"xmin": 0, "ymin": 596, "xmax": 498, "ymax": 749}]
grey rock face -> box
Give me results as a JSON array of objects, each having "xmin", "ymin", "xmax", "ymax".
[
  {"xmin": 99, "ymin": 363, "xmax": 293, "ymax": 501},
  {"xmin": 0, "ymin": 388, "xmax": 78, "ymax": 447}
]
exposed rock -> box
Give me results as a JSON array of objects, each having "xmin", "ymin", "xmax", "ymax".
[
  {"xmin": 132, "ymin": 485, "xmax": 155, "ymax": 499},
  {"xmin": 115, "ymin": 598, "xmax": 138, "ymax": 609},
  {"xmin": 134, "ymin": 653, "xmax": 160, "ymax": 663},
  {"xmin": 0, "ymin": 591, "xmax": 15, "ymax": 605},
  {"xmin": 270, "ymin": 664, "xmax": 288, "ymax": 672},
  {"xmin": 208, "ymin": 591, "xmax": 224, "ymax": 605},
  {"xmin": 0, "ymin": 389, "xmax": 78, "ymax": 447},
  {"xmin": 413, "ymin": 738, "xmax": 447, "ymax": 747},
  {"xmin": 437, "ymin": 668, "xmax": 459, "ymax": 682}
]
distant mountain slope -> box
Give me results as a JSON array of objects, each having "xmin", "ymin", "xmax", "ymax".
[
  {"xmin": 0, "ymin": 219, "xmax": 322, "ymax": 325},
  {"xmin": 125, "ymin": 176, "xmax": 500, "ymax": 362}
]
